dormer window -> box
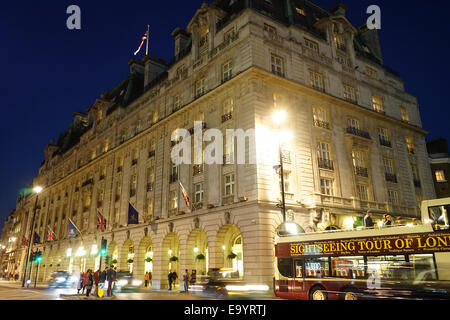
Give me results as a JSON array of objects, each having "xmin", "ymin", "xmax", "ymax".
[
  {"xmin": 97, "ymin": 109, "xmax": 103, "ymax": 121},
  {"xmin": 334, "ymin": 32, "xmax": 346, "ymax": 51},
  {"xmin": 296, "ymin": 7, "xmax": 306, "ymax": 16}
]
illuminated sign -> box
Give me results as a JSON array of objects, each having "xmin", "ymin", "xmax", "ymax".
[{"xmin": 276, "ymin": 231, "xmax": 450, "ymax": 257}]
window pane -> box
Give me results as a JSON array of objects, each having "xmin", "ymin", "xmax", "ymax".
[
  {"xmin": 278, "ymin": 258, "xmax": 293, "ymax": 278},
  {"xmin": 331, "ymin": 256, "xmax": 365, "ymax": 279},
  {"xmin": 367, "ymin": 255, "xmax": 406, "ymax": 280},
  {"xmin": 305, "ymin": 257, "xmax": 329, "ymax": 278}
]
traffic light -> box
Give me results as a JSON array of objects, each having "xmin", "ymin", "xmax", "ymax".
[
  {"xmin": 100, "ymin": 238, "xmax": 107, "ymax": 256},
  {"xmin": 105, "ymin": 255, "xmax": 111, "ymax": 266},
  {"xmin": 36, "ymin": 251, "xmax": 42, "ymax": 263},
  {"xmin": 30, "ymin": 251, "xmax": 36, "ymax": 262}
]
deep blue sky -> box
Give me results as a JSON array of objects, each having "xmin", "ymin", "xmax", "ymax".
[{"xmin": 1, "ymin": 0, "xmax": 449, "ymax": 229}]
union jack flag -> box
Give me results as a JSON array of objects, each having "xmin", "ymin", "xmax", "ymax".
[
  {"xmin": 47, "ymin": 226, "xmax": 56, "ymax": 241},
  {"xmin": 179, "ymin": 181, "xmax": 191, "ymax": 210},
  {"xmin": 97, "ymin": 211, "xmax": 107, "ymax": 231}
]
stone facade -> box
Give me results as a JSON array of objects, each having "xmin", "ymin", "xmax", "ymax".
[{"xmin": 3, "ymin": 0, "xmax": 436, "ymax": 288}]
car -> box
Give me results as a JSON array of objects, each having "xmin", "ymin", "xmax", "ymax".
[
  {"xmin": 47, "ymin": 271, "xmax": 77, "ymax": 288},
  {"xmin": 112, "ymin": 271, "xmax": 143, "ymax": 293}
]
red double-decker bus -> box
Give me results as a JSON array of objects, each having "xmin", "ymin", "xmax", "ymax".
[{"xmin": 274, "ymin": 199, "xmax": 450, "ymax": 300}]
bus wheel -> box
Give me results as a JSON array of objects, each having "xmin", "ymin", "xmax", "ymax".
[
  {"xmin": 309, "ymin": 286, "xmax": 327, "ymax": 300},
  {"xmin": 342, "ymin": 290, "xmax": 358, "ymax": 301}
]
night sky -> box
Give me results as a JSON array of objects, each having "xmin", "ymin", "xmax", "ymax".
[{"xmin": 1, "ymin": 0, "xmax": 449, "ymax": 229}]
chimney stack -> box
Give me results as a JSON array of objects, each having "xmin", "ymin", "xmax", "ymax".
[
  {"xmin": 142, "ymin": 55, "xmax": 167, "ymax": 88},
  {"xmin": 330, "ymin": 3, "xmax": 348, "ymax": 16},
  {"xmin": 171, "ymin": 27, "xmax": 190, "ymax": 58}
]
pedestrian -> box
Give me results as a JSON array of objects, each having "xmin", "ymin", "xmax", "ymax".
[
  {"xmin": 168, "ymin": 270, "xmax": 173, "ymax": 291},
  {"xmin": 93, "ymin": 269, "xmax": 100, "ymax": 296},
  {"xmin": 171, "ymin": 270, "xmax": 178, "ymax": 290},
  {"xmin": 106, "ymin": 266, "xmax": 114, "ymax": 297},
  {"xmin": 145, "ymin": 272, "xmax": 150, "ymax": 288},
  {"xmin": 77, "ymin": 272, "xmax": 84, "ymax": 294},
  {"xmin": 383, "ymin": 214, "xmax": 392, "ymax": 227},
  {"xmin": 412, "ymin": 218, "xmax": 421, "ymax": 225},
  {"xmin": 364, "ymin": 211, "xmax": 375, "ymax": 228},
  {"xmin": 112, "ymin": 267, "xmax": 117, "ymax": 295},
  {"xmin": 85, "ymin": 270, "xmax": 94, "ymax": 297},
  {"xmin": 183, "ymin": 269, "xmax": 189, "ymax": 292},
  {"xmin": 14, "ymin": 273, "xmax": 19, "ymax": 281},
  {"xmin": 82, "ymin": 270, "xmax": 89, "ymax": 294},
  {"xmin": 396, "ymin": 217, "xmax": 404, "ymax": 226},
  {"xmin": 189, "ymin": 270, "xmax": 196, "ymax": 285}
]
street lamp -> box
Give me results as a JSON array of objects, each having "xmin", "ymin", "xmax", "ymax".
[
  {"xmin": 272, "ymin": 110, "xmax": 288, "ymax": 224},
  {"xmin": 22, "ymin": 186, "xmax": 43, "ymax": 287}
]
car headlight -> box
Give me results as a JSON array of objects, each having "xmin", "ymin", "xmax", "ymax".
[
  {"xmin": 132, "ymin": 280, "xmax": 142, "ymax": 286},
  {"xmin": 117, "ymin": 280, "xmax": 128, "ymax": 286}
]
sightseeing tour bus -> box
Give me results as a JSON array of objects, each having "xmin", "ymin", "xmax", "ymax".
[{"xmin": 274, "ymin": 198, "xmax": 450, "ymax": 300}]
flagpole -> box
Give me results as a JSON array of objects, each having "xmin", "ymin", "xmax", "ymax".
[
  {"xmin": 146, "ymin": 25, "xmax": 150, "ymax": 56},
  {"xmin": 69, "ymin": 218, "xmax": 83, "ymax": 241}
]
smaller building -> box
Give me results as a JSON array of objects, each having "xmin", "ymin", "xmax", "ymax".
[{"xmin": 427, "ymin": 138, "xmax": 450, "ymax": 198}]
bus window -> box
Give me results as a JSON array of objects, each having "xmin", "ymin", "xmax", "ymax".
[
  {"xmin": 331, "ymin": 256, "xmax": 365, "ymax": 279},
  {"xmin": 278, "ymin": 258, "xmax": 294, "ymax": 278},
  {"xmin": 295, "ymin": 260, "xmax": 303, "ymax": 278},
  {"xmin": 305, "ymin": 257, "xmax": 329, "ymax": 278},
  {"xmin": 409, "ymin": 254, "xmax": 438, "ymax": 281},
  {"xmin": 367, "ymin": 255, "xmax": 407, "ymax": 280},
  {"xmin": 428, "ymin": 205, "xmax": 450, "ymax": 230}
]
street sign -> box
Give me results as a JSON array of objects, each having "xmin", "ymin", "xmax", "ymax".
[{"xmin": 98, "ymin": 282, "xmax": 104, "ymax": 298}]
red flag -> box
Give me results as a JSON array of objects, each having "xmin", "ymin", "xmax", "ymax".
[
  {"xmin": 179, "ymin": 181, "xmax": 191, "ymax": 209},
  {"xmin": 47, "ymin": 226, "xmax": 56, "ymax": 241},
  {"xmin": 134, "ymin": 31, "xmax": 149, "ymax": 56},
  {"xmin": 97, "ymin": 211, "xmax": 107, "ymax": 231}
]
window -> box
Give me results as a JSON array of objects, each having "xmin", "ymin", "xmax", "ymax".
[
  {"xmin": 388, "ymin": 190, "xmax": 399, "ymax": 204},
  {"xmin": 195, "ymin": 78, "xmax": 206, "ymax": 97},
  {"xmin": 435, "ymin": 170, "xmax": 446, "ymax": 182},
  {"xmin": 411, "ymin": 164, "xmax": 420, "ymax": 181},
  {"xmin": 343, "ymin": 84, "xmax": 356, "ymax": 102},
  {"xmin": 377, "ymin": 127, "xmax": 391, "ymax": 147},
  {"xmin": 383, "ymin": 158, "xmax": 395, "ymax": 174},
  {"xmin": 224, "ymin": 174, "xmax": 235, "ymax": 196},
  {"xmin": 281, "ymin": 171, "xmax": 291, "ymax": 194},
  {"xmin": 146, "ymin": 198, "xmax": 153, "ymax": 217},
  {"xmin": 173, "ymin": 95, "xmax": 181, "ymax": 110},
  {"xmin": 320, "ymin": 178, "xmax": 334, "ymax": 196},
  {"xmin": 223, "ymin": 98, "xmax": 234, "ymax": 117},
  {"xmin": 91, "ymin": 149, "xmax": 96, "ymax": 160},
  {"xmin": 348, "ymin": 118, "xmax": 360, "ymax": 130},
  {"xmin": 305, "ymin": 257, "xmax": 330, "ymax": 278},
  {"xmin": 352, "ymin": 150, "xmax": 366, "ymax": 169},
  {"xmin": 313, "ymin": 106, "xmax": 328, "ymax": 128},
  {"xmin": 278, "ymin": 258, "xmax": 294, "ymax": 278},
  {"xmin": 400, "ymin": 106, "xmax": 410, "ymax": 123},
  {"xmin": 170, "ymin": 163, "xmax": 179, "ymax": 183},
  {"xmin": 271, "ymin": 55, "xmax": 284, "ymax": 77},
  {"xmin": 222, "ymin": 60, "xmax": 233, "ymax": 82},
  {"xmin": 336, "ymin": 54, "xmax": 350, "ymax": 67},
  {"xmin": 97, "ymin": 109, "xmax": 103, "ymax": 121},
  {"xmin": 223, "ymin": 134, "xmax": 234, "ymax": 164},
  {"xmin": 115, "ymin": 181, "xmax": 121, "ymax": 201},
  {"xmin": 152, "ymin": 109, "xmax": 158, "ymax": 124},
  {"xmin": 357, "ymin": 184, "xmax": 369, "ymax": 201},
  {"xmin": 130, "ymin": 173, "xmax": 137, "ymax": 197},
  {"xmin": 372, "ymin": 95, "xmax": 384, "ymax": 113},
  {"xmin": 194, "ymin": 183, "xmax": 204, "ymax": 203},
  {"xmin": 169, "ymin": 191, "xmax": 178, "ymax": 210},
  {"xmin": 103, "ymin": 139, "xmax": 109, "ymax": 153},
  {"xmin": 317, "ymin": 142, "xmax": 331, "ymax": 160},
  {"xmin": 367, "ymin": 255, "xmax": 407, "ymax": 280},
  {"xmin": 147, "ymin": 167, "xmax": 155, "ymax": 191},
  {"xmin": 305, "ymin": 38, "xmax": 318, "ymax": 52},
  {"xmin": 309, "ymin": 70, "xmax": 324, "ymax": 91},
  {"xmin": 264, "ymin": 23, "xmax": 276, "ymax": 35},
  {"xmin": 114, "ymin": 207, "xmax": 120, "ymax": 224},
  {"xmin": 406, "ymin": 136, "xmax": 415, "ymax": 154},
  {"xmin": 365, "ymin": 66, "xmax": 378, "ymax": 79},
  {"xmin": 334, "ymin": 33, "xmax": 346, "ymax": 51},
  {"xmin": 296, "ymin": 7, "xmax": 306, "ymax": 16},
  {"xmin": 224, "ymin": 28, "xmax": 235, "ymax": 42},
  {"xmin": 331, "ymin": 256, "xmax": 365, "ymax": 279}
]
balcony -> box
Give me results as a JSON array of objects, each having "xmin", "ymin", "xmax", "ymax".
[
  {"xmin": 313, "ymin": 119, "xmax": 331, "ymax": 130},
  {"xmin": 188, "ymin": 122, "xmax": 207, "ymax": 135},
  {"xmin": 385, "ymin": 173, "xmax": 398, "ymax": 183},
  {"xmin": 193, "ymin": 164, "xmax": 203, "ymax": 176},
  {"xmin": 346, "ymin": 127, "xmax": 371, "ymax": 140},
  {"xmin": 311, "ymin": 84, "xmax": 325, "ymax": 93},
  {"xmin": 318, "ymin": 158, "xmax": 334, "ymax": 171},
  {"xmin": 379, "ymin": 137, "xmax": 392, "ymax": 148},
  {"xmin": 221, "ymin": 112, "xmax": 233, "ymax": 123},
  {"xmin": 354, "ymin": 166, "xmax": 369, "ymax": 177},
  {"xmin": 169, "ymin": 173, "xmax": 178, "ymax": 184},
  {"xmin": 271, "ymin": 70, "xmax": 285, "ymax": 78}
]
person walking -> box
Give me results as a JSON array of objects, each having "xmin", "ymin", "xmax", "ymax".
[
  {"xmin": 93, "ymin": 269, "xmax": 100, "ymax": 296},
  {"xmin": 189, "ymin": 270, "xmax": 197, "ymax": 286},
  {"xmin": 106, "ymin": 266, "xmax": 114, "ymax": 297},
  {"xmin": 168, "ymin": 270, "xmax": 173, "ymax": 291},
  {"xmin": 144, "ymin": 272, "xmax": 150, "ymax": 288},
  {"xmin": 85, "ymin": 270, "xmax": 94, "ymax": 297},
  {"xmin": 77, "ymin": 272, "xmax": 84, "ymax": 294},
  {"xmin": 383, "ymin": 214, "xmax": 392, "ymax": 227},
  {"xmin": 82, "ymin": 270, "xmax": 89, "ymax": 294},
  {"xmin": 183, "ymin": 269, "xmax": 189, "ymax": 293},
  {"xmin": 171, "ymin": 271, "xmax": 178, "ymax": 290},
  {"xmin": 364, "ymin": 211, "xmax": 375, "ymax": 228}
]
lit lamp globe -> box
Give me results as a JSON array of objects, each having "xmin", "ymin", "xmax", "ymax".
[
  {"xmin": 272, "ymin": 110, "xmax": 287, "ymax": 125},
  {"xmin": 276, "ymin": 222, "xmax": 304, "ymax": 237},
  {"xmin": 33, "ymin": 186, "xmax": 43, "ymax": 194}
]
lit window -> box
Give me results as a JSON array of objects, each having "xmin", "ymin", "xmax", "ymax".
[
  {"xmin": 320, "ymin": 178, "xmax": 334, "ymax": 196},
  {"xmin": 317, "ymin": 141, "xmax": 331, "ymax": 161},
  {"xmin": 372, "ymin": 95, "xmax": 384, "ymax": 113},
  {"xmin": 296, "ymin": 7, "xmax": 306, "ymax": 16},
  {"xmin": 271, "ymin": 55, "xmax": 284, "ymax": 77},
  {"xmin": 280, "ymin": 171, "xmax": 291, "ymax": 194},
  {"xmin": 406, "ymin": 136, "xmax": 415, "ymax": 154},
  {"xmin": 169, "ymin": 191, "xmax": 178, "ymax": 210},
  {"xmin": 400, "ymin": 106, "xmax": 409, "ymax": 123},
  {"xmin": 334, "ymin": 33, "xmax": 346, "ymax": 51},
  {"xmin": 103, "ymin": 139, "xmax": 109, "ymax": 153},
  {"xmin": 305, "ymin": 38, "xmax": 318, "ymax": 52},
  {"xmin": 352, "ymin": 150, "xmax": 365, "ymax": 168},
  {"xmin": 313, "ymin": 107, "xmax": 327, "ymax": 123},
  {"xmin": 435, "ymin": 170, "xmax": 446, "ymax": 182},
  {"xmin": 152, "ymin": 109, "xmax": 158, "ymax": 124},
  {"xmin": 309, "ymin": 70, "xmax": 324, "ymax": 91}
]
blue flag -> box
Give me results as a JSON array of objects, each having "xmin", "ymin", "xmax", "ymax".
[
  {"xmin": 33, "ymin": 232, "xmax": 41, "ymax": 244},
  {"xmin": 128, "ymin": 203, "xmax": 139, "ymax": 225},
  {"xmin": 68, "ymin": 219, "xmax": 78, "ymax": 237}
]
